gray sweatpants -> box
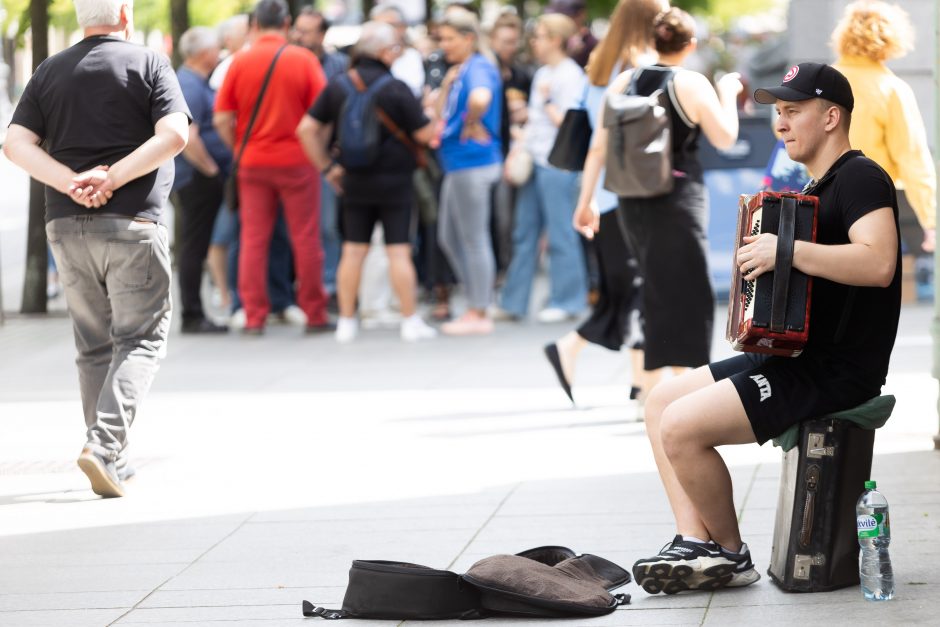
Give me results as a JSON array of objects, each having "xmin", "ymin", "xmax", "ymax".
[
  {"xmin": 47, "ymin": 215, "xmax": 172, "ymax": 466},
  {"xmin": 438, "ymin": 163, "xmax": 501, "ymax": 311}
]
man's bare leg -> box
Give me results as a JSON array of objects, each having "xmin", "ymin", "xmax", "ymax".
[
  {"xmin": 636, "ymin": 368, "xmax": 761, "ymax": 594},
  {"xmin": 659, "ymin": 378, "xmax": 757, "ymax": 550},
  {"xmin": 643, "ymin": 366, "xmax": 718, "ymax": 539}
]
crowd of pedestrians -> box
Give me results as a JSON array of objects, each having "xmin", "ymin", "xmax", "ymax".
[
  {"xmin": 126, "ymin": 0, "xmax": 617, "ymax": 343},
  {"xmin": 160, "ymin": 0, "xmax": 665, "ymax": 343}
]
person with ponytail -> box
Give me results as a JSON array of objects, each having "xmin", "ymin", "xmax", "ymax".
[
  {"xmin": 542, "ymin": 0, "xmax": 667, "ymax": 407},
  {"xmin": 581, "ymin": 8, "xmax": 741, "ymax": 390}
]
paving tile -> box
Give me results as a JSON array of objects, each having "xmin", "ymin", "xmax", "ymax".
[
  {"xmin": 139, "ymin": 587, "xmax": 346, "ymax": 609},
  {"xmin": 115, "ymin": 604, "xmax": 298, "ymax": 623},
  {"xmin": 0, "ymin": 590, "xmax": 144, "ymax": 612},
  {"xmin": 0, "ymin": 563, "xmax": 184, "ymax": 595},
  {"xmin": 0, "ymin": 608, "xmax": 127, "ymax": 627}
]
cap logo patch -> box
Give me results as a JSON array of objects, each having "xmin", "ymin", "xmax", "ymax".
[
  {"xmin": 783, "ymin": 65, "xmax": 799, "ymax": 82},
  {"xmin": 816, "ymin": 89, "xmax": 823, "ymax": 95}
]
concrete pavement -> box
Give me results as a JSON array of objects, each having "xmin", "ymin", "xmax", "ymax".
[{"xmin": 0, "ymin": 299, "xmax": 937, "ymax": 626}]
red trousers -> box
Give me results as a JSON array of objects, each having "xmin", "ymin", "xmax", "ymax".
[{"xmin": 238, "ymin": 164, "xmax": 327, "ymax": 328}]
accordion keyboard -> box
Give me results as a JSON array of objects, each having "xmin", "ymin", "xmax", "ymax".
[{"xmin": 742, "ymin": 211, "xmax": 762, "ymax": 319}]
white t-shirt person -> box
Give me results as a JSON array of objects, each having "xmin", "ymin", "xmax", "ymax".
[{"xmin": 524, "ymin": 56, "xmax": 586, "ymax": 165}]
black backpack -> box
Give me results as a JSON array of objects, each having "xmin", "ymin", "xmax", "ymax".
[
  {"xmin": 335, "ymin": 70, "xmax": 394, "ymax": 169},
  {"xmin": 602, "ymin": 66, "xmax": 676, "ymax": 198},
  {"xmin": 301, "ymin": 546, "xmax": 630, "ymax": 620}
]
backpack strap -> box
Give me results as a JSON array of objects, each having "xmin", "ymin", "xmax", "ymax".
[
  {"xmin": 346, "ymin": 68, "xmax": 427, "ymax": 168},
  {"xmin": 302, "ymin": 601, "xmax": 347, "ymax": 619},
  {"xmin": 232, "ymin": 44, "xmax": 288, "ymax": 171}
]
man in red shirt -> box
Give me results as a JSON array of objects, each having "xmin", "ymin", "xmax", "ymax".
[{"xmin": 214, "ymin": 0, "xmax": 330, "ymax": 334}]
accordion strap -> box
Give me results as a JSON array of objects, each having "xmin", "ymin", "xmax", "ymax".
[{"xmin": 771, "ymin": 196, "xmax": 797, "ymax": 333}]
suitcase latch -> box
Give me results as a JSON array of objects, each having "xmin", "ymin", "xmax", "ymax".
[
  {"xmin": 806, "ymin": 433, "xmax": 834, "ymax": 458},
  {"xmin": 793, "ymin": 553, "xmax": 827, "ymax": 580}
]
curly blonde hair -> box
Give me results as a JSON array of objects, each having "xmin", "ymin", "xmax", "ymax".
[{"xmin": 831, "ymin": 0, "xmax": 913, "ymax": 62}]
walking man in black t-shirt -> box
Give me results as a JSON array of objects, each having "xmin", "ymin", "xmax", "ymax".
[
  {"xmin": 3, "ymin": 0, "xmax": 191, "ymax": 498},
  {"xmin": 628, "ymin": 63, "xmax": 901, "ymax": 594}
]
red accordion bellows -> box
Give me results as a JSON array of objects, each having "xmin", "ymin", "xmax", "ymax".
[{"xmin": 726, "ymin": 191, "xmax": 819, "ymax": 357}]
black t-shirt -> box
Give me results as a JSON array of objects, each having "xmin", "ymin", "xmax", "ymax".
[
  {"xmin": 309, "ymin": 58, "xmax": 429, "ymax": 203},
  {"xmin": 10, "ymin": 35, "xmax": 191, "ymax": 223},
  {"xmin": 803, "ymin": 150, "xmax": 901, "ymax": 388}
]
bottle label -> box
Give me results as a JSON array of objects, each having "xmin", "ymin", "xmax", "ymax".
[{"xmin": 857, "ymin": 513, "xmax": 886, "ymax": 538}]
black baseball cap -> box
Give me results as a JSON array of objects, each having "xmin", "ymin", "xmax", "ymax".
[{"xmin": 754, "ymin": 62, "xmax": 854, "ymax": 112}]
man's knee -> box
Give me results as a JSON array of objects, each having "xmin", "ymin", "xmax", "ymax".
[
  {"xmin": 660, "ymin": 404, "xmax": 695, "ymax": 462},
  {"xmin": 341, "ymin": 243, "xmax": 369, "ymax": 264},
  {"xmin": 646, "ymin": 374, "xmax": 692, "ymax": 423},
  {"xmin": 385, "ymin": 244, "xmax": 412, "ymax": 262}
]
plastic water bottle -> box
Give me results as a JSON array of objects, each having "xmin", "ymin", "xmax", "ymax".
[{"xmin": 856, "ymin": 480, "xmax": 894, "ymax": 601}]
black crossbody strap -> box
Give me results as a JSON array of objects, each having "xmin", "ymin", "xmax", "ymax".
[
  {"xmin": 232, "ymin": 44, "xmax": 288, "ymax": 170},
  {"xmin": 771, "ymin": 196, "xmax": 797, "ymax": 332},
  {"xmin": 302, "ymin": 601, "xmax": 346, "ymax": 619}
]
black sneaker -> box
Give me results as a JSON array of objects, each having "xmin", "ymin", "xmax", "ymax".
[
  {"xmin": 720, "ymin": 543, "xmax": 761, "ymax": 588},
  {"xmin": 632, "ymin": 535, "xmax": 749, "ymax": 594},
  {"xmin": 77, "ymin": 448, "xmax": 124, "ymax": 498}
]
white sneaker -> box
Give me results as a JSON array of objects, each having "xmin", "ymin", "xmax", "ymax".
[
  {"xmin": 229, "ymin": 308, "xmax": 247, "ymax": 329},
  {"xmin": 275, "ymin": 304, "xmax": 308, "ymax": 326},
  {"xmin": 400, "ymin": 315, "xmax": 438, "ymax": 342},
  {"xmin": 536, "ymin": 307, "xmax": 575, "ymax": 324},
  {"xmin": 335, "ymin": 317, "xmax": 359, "ymax": 343}
]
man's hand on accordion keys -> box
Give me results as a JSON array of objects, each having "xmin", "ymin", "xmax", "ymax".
[{"xmin": 737, "ymin": 233, "xmax": 778, "ymax": 280}]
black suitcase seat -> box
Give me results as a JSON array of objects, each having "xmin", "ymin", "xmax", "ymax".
[{"xmin": 768, "ymin": 395, "xmax": 895, "ymax": 592}]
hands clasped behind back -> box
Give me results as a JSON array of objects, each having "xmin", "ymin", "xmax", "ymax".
[{"xmin": 69, "ymin": 165, "xmax": 114, "ymax": 209}]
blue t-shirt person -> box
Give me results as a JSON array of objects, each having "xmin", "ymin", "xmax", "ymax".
[
  {"xmin": 174, "ymin": 65, "xmax": 232, "ymax": 190},
  {"xmin": 439, "ymin": 53, "xmax": 502, "ymax": 173}
]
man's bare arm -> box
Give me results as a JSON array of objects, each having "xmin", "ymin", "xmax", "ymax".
[
  {"xmin": 296, "ymin": 114, "xmax": 332, "ymax": 171},
  {"xmin": 2, "ymin": 124, "xmax": 77, "ymax": 194},
  {"xmin": 213, "ymin": 110, "xmax": 236, "ymax": 151},
  {"xmin": 296, "ymin": 114, "xmax": 343, "ymax": 194},
  {"xmin": 738, "ymin": 207, "xmax": 898, "ymax": 288},
  {"xmin": 180, "ymin": 124, "xmax": 220, "ymax": 177}
]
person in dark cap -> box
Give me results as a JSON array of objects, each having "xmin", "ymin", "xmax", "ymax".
[
  {"xmin": 546, "ymin": 0, "xmax": 597, "ymax": 68},
  {"xmin": 629, "ymin": 62, "xmax": 901, "ymax": 596}
]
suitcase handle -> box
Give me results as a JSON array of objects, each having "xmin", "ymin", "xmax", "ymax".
[{"xmin": 799, "ymin": 465, "xmax": 820, "ymax": 547}]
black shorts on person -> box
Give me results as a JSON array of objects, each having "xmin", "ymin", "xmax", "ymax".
[
  {"xmin": 341, "ymin": 199, "xmax": 415, "ymax": 245},
  {"xmin": 709, "ymin": 352, "xmax": 881, "ymax": 445}
]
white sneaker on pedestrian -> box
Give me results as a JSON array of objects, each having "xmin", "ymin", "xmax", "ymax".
[
  {"xmin": 229, "ymin": 308, "xmax": 247, "ymax": 329},
  {"xmin": 536, "ymin": 307, "xmax": 575, "ymax": 323},
  {"xmin": 335, "ymin": 317, "xmax": 359, "ymax": 343},
  {"xmin": 401, "ymin": 315, "xmax": 438, "ymax": 342},
  {"xmin": 274, "ymin": 304, "xmax": 308, "ymax": 326}
]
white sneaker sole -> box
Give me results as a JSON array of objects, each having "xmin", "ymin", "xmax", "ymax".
[
  {"xmin": 633, "ymin": 556, "xmax": 741, "ymax": 595},
  {"xmin": 726, "ymin": 567, "xmax": 761, "ymax": 588}
]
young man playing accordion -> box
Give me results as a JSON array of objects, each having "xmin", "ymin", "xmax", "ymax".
[{"xmin": 630, "ymin": 63, "xmax": 901, "ymax": 595}]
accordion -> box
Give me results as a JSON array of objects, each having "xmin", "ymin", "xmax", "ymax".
[{"xmin": 726, "ymin": 191, "xmax": 819, "ymax": 357}]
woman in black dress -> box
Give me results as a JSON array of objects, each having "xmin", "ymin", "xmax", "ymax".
[{"xmin": 571, "ymin": 8, "xmax": 743, "ymax": 396}]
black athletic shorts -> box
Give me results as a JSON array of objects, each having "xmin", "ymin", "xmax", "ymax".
[
  {"xmin": 341, "ymin": 199, "xmax": 415, "ymax": 245},
  {"xmin": 709, "ymin": 352, "xmax": 881, "ymax": 445}
]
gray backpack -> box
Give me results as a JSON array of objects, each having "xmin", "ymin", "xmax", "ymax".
[{"xmin": 602, "ymin": 67, "xmax": 676, "ymax": 198}]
